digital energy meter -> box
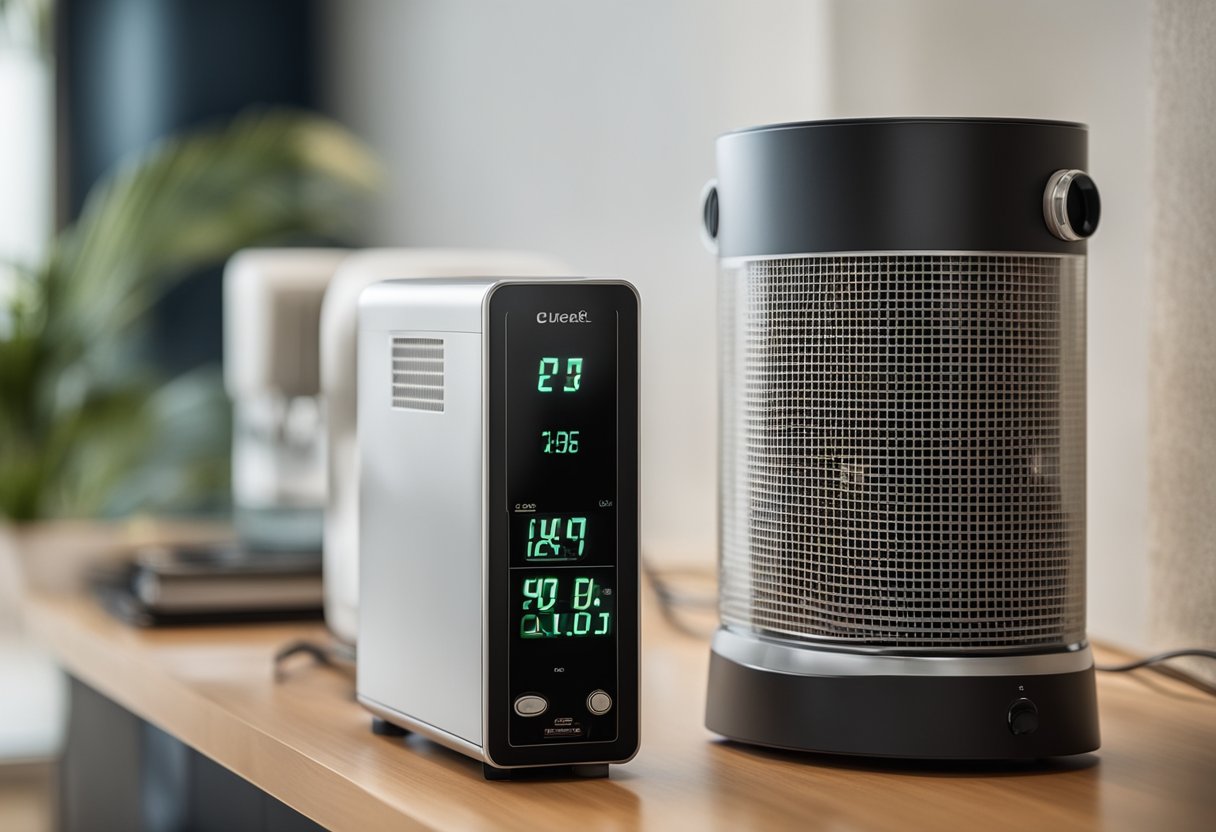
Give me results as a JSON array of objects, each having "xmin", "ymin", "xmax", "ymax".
[{"xmin": 356, "ymin": 277, "xmax": 639, "ymax": 778}]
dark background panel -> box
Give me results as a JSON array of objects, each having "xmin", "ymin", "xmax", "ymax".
[
  {"xmin": 61, "ymin": 677, "xmax": 328, "ymax": 832},
  {"xmin": 60, "ymin": 676, "xmax": 143, "ymax": 832},
  {"xmin": 56, "ymin": 0, "xmax": 322, "ymax": 373}
]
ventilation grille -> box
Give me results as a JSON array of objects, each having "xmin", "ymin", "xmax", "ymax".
[
  {"xmin": 391, "ymin": 337, "xmax": 444, "ymax": 412},
  {"xmin": 719, "ymin": 254, "xmax": 1086, "ymax": 652}
]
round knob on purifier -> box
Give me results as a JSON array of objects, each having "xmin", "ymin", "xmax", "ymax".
[
  {"xmin": 1043, "ymin": 169, "xmax": 1101, "ymax": 241},
  {"xmin": 700, "ymin": 179, "xmax": 720, "ymax": 254},
  {"xmin": 1008, "ymin": 698, "xmax": 1039, "ymax": 736}
]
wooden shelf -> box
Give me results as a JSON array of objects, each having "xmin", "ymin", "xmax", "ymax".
[{"xmin": 24, "ymin": 590, "xmax": 1216, "ymax": 831}]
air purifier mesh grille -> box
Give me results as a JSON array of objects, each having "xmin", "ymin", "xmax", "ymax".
[
  {"xmin": 719, "ymin": 253, "xmax": 1086, "ymax": 651},
  {"xmin": 391, "ymin": 337, "xmax": 444, "ymax": 412}
]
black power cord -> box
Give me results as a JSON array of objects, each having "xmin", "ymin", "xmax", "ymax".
[
  {"xmin": 641, "ymin": 557, "xmax": 717, "ymax": 638},
  {"xmin": 1095, "ymin": 649, "xmax": 1216, "ymax": 699},
  {"xmin": 1095, "ymin": 647, "xmax": 1216, "ymax": 697},
  {"xmin": 273, "ymin": 639, "xmax": 356, "ymax": 682},
  {"xmin": 1095, "ymin": 648, "xmax": 1216, "ymax": 673}
]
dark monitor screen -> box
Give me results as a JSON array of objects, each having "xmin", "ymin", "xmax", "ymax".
[{"xmin": 486, "ymin": 280, "xmax": 639, "ymax": 763}]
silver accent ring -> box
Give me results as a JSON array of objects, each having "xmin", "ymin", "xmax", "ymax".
[
  {"xmin": 1043, "ymin": 168, "xmax": 1085, "ymax": 241},
  {"xmin": 713, "ymin": 627, "xmax": 1094, "ymax": 678}
]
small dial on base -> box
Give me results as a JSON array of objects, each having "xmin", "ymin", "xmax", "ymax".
[{"xmin": 1008, "ymin": 698, "xmax": 1039, "ymax": 736}]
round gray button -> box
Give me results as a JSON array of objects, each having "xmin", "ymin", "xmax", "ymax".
[
  {"xmin": 514, "ymin": 695, "xmax": 548, "ymax": 717},
  {"xmin": 586, "ymin": 690, "xmax": 612, "ymax": 715}
]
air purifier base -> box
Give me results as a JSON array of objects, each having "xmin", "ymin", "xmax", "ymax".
[{"xmin": 706, "ymin": 634, "xmax": 1099, "ymax": 760}]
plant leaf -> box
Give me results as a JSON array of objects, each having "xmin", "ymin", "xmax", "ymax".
[
  {"xmin": 0, "ymin": 107, "xmax": 378, "ymax": 520},
  {"xmin": 48, "ymin": 109, "xmax": 379, "ymax": 354}
]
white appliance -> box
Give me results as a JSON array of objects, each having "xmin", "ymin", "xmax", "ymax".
[{"xmin": 223, "ymin": 248, "xmax": 348, "ymax": 552}]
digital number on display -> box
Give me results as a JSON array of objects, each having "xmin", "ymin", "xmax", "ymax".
[
  {"xmin": 520, "ymin": 575, "xmax": 613, "ymax": 638},
  {"xmin": 541, "ymin": 429, "xmax": 579, "ymax": 454},
  {"xmin": 526, "ymin": 515, "xmax": 587, "ymax": 561},
  {"xmin": 537, "ymin": 356, "xmax": 583, "ymax": 393}
]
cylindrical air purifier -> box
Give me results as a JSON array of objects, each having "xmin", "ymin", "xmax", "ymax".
[{"xmin": 702, "ymin": 118, "xmax": 1101, "ymax": 759}]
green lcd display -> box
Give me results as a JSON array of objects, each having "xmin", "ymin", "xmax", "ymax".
[
  {"xmin": 536, "ymin": 356, "xmax": 583, "ymax": 393},
  {"xmin": 519, "ymin": 574, "xmax": 613, "ymax": 638},
  {"xmin": 541, "ymin": 430, "xmax": 579, "ymax": 454},
  {"xmin": 525, "ymin": 515, "xmax": 587, "ymax": 561}
]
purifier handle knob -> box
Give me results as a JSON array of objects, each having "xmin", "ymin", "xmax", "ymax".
[
  {"xmin": 701, "ymin": 179, "xmax": 720, "ymax": 255},
  {"xmin": 1043, "ymin": 169, "xmax": 1101, "ymax": 241}
]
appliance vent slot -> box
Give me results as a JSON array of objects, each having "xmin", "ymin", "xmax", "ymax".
[
  {"xmin": 391, "ymin": 337, "xmax": 444, "ymax": 412},
  {"xmin": 719, "ymin": 253, "xmax": 1086, "ymax": 651}
]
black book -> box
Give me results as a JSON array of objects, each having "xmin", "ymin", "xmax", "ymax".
[{"xmin": 90, "ymin": 543, "xmax": 323, "ymax": 627}]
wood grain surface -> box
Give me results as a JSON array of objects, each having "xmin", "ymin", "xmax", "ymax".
[{"xmin": 22, "ymin": 590, "xmax": 1216, "ymax": 832}]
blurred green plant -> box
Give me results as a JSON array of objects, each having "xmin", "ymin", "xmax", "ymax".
[{"xmin": 0, "ymin": 109, "xmax": 378, "ymax": 521}]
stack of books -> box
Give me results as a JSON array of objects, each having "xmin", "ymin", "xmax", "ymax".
[{"xmin": 92, "ymin": 543, "xmax": 322, "ymax": 627}]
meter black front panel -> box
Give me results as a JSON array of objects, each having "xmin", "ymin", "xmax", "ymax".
[{"xmin": 486, "ymin": 281, "xmax": 639, "ymax": 768}]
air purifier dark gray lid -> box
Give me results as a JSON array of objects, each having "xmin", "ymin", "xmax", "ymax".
[
  {"xmin": 723, "ymin": 116, "xmax": 1088, "ymax": 135},
  {"xmin": 707, "ymin": 117, "xmax": 1097, "ymax": 257}
]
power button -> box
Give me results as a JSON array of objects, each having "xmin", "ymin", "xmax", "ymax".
[
  {"xmin": 1008, "ymin": 698, "xmax": 1039, "ymax": 736},
  {"xmin": 586, "ymin": 690, "xmax": 613, "ymax": 715},
  {"xmin": 514, "ymin": 695, "xmax": 548, "ymax": 717}
]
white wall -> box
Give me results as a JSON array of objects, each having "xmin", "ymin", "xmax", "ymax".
[
  {"xmin": 826, "ymin": 0, "xmax": 1155, "ymax": 650},
  {"xmin": 0, "ymin": 23, "xmax": 62, "ymax": 765},
  {"xmin": 1149, "ymin": 0, "xmax": 1216, "ymax": 682},
  {"xmin": 323, "ymin": 0, "xmax": 833, "ymax": 565},
  {"xmin": 0, "ymin": 40, "xmax": 51, "ymax": 298}
]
